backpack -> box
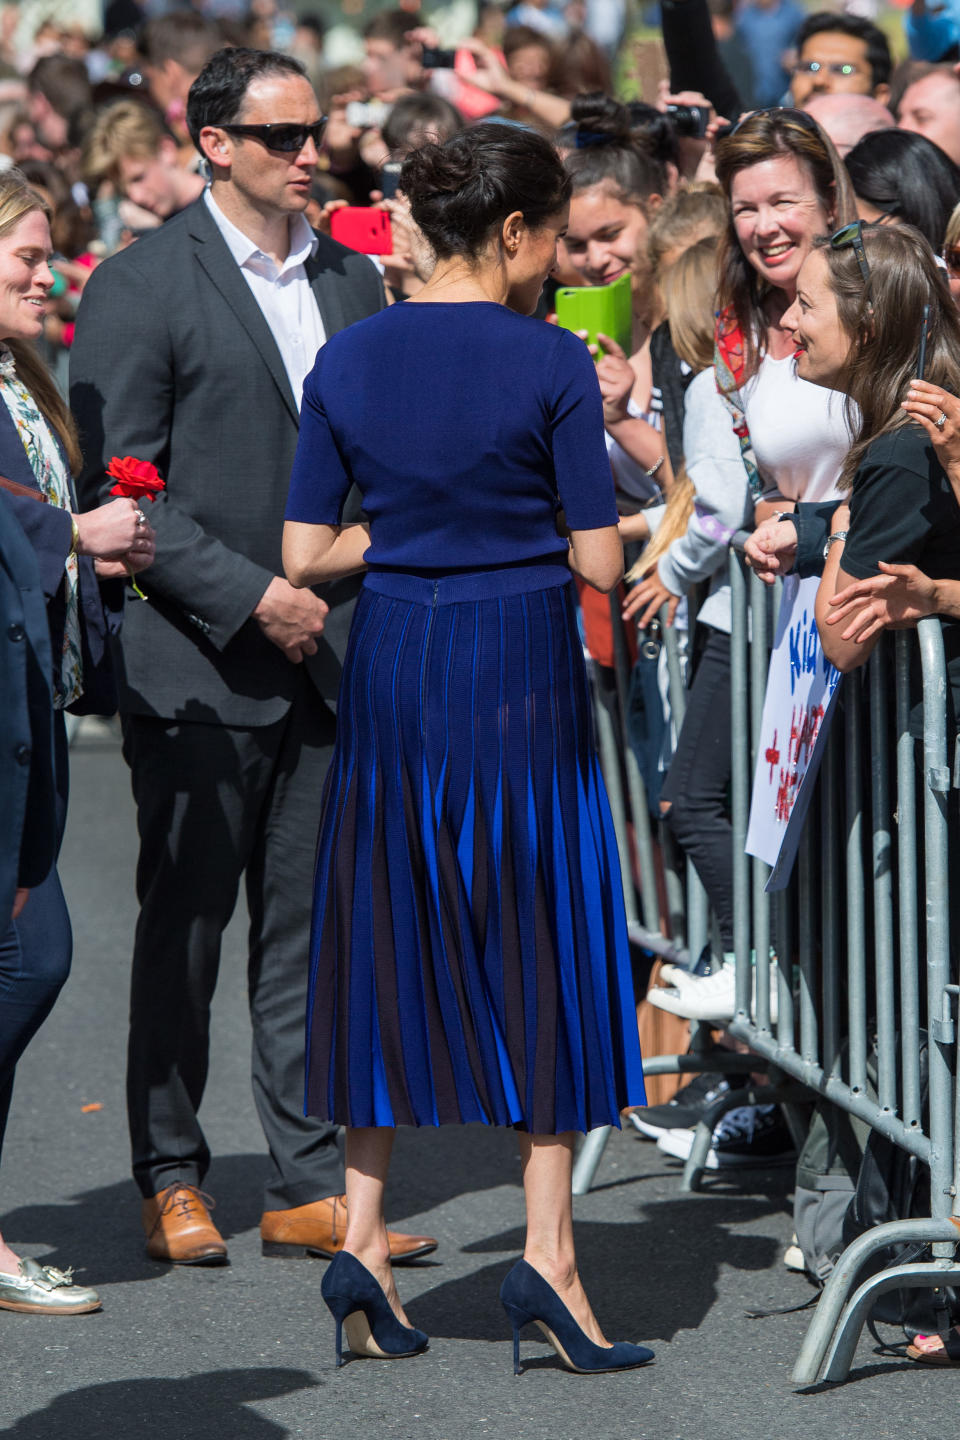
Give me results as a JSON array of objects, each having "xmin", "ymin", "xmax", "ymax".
[
  {"xmin": 795, "ymin": 1035, "xmax": 960, "ymax": 1339},
  {"xmin": 793, "ymin": 1096, "xmax": 869, "ymax": 1285}
]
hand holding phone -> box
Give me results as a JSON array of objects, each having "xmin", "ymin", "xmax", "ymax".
[{"xmin": 554, "ymin": 274, "xmax": 633, "ymax": 359}]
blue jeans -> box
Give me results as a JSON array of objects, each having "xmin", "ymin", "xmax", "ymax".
[{"xmin": 0, "ymin": 712, "xmax": 70, "ymax": 1158}]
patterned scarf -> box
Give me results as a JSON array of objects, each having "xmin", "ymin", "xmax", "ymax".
[
  {"xmin": 0, "ymin": 347, "xmax": 82, "ymax": 707},
  {"xmin": 714, "ymin": 308, "xmax": 764, "ymax": 504}
]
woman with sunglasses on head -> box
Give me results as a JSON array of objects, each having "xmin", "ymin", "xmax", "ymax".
[
  {"xmin": 632, "ymin": 109, "xmax": 857, "ymax": 1023},
  {"xmin": 773, "ymin": 224, "xmax": 960, "ymax": 695}
]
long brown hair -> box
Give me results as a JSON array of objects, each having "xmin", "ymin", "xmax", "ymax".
[
  {"xmin": 0, "ymin": 168, "xmax": 82, "ymax": 475},
  {"xmin": 819, "ymin": 222, "xmax": 960, "ymax": 489},
  {"xmin": 714, "ymin": 109, "xmax": 856, "ymax": 385}
]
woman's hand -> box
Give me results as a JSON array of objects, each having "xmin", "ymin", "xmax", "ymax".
[
  {"xmin": 73, "ymin": 496, "xmax": 155, "ymax": 562},
  {"xmin": 623, "ymin": 571, "xmax": 681, "ymax": 628},
  {"xmin": 595, "ymin": 333, "xmax": 636, "ymax": 426},
  {"xmin": 825, "ymin": 561, "xmax": 940, "ymax": 642},
  {"xmin": 744, "ymin": 514, "xmax": 798, "ymax": 584},
  {"xmin": 902, "ymin": 379, "xmax": 960, "ymax": 504},
  {"xmin": 456, "ymin": 37, "xmax": 511, "ymax": 97}
]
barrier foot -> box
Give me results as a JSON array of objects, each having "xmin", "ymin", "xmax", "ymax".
[
  {"xmin": 679, "ymin": 1081, "xmax": 810, "ymax": 1193},
  {"xmin": 572, "ymin": 1126, "xmax": 612, "ymax": 1196},
  {"xmin": 819, "ymin": 1260, "xmax": 960, "ymax": 1384},
  {"xmin": 791, "ymin": 1218, "xmax": 960, "ymax": 1386}
]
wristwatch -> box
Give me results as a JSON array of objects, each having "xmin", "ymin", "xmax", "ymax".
[{"xmin": 823, "ymin": 530, "xmax": 848, "ymax": 560}]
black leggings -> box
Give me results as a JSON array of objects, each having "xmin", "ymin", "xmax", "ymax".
[{"xmin": 660, "ymin": 626, "xmax": 734, "ymax": 950}]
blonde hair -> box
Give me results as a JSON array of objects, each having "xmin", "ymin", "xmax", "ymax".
[
  {"xmin": 945, "ymin": 198, "xmax": 960, "ymax": 253},
  {"xmin": 647, "ymin": 182, "xmax": 727, "ymax": 276},
  {"xmin": 0, "ymin": 169, "xmax": 81, "ymax": 474},
  {"xmin": 627, "ymin": 236, "xmax": 720, "ymax": 582},
  {"xmin": 82, "ymin": 99, "xmax": 167, "ymax": 190}
]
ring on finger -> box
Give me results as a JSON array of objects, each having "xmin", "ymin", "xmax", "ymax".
[
  {"xmin": 936, "ymin": 411, "xmax": 947, "ymax": 430},
  {"xmin": 134, "ymin": 508, "xmax": 147, "ymax": 526}
]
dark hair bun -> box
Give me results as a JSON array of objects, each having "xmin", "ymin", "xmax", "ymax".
[
  {"xmin": 401, "ymin": 122, "xmax": 571, "ymax": 261},
  {"xmin": 569, "ymin": 92, "xmax": 633, "ymax": 144}
]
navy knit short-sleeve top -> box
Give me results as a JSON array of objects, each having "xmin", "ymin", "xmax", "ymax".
[{"xmin": 285, "ymin": 301, "xmax": 618, "ymax": 574}]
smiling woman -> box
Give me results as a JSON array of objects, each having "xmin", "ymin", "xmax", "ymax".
[
  {"xmin": 560, "ymin": 96, "xmax": 670, "ymax": 491},
  {"xmin": 0, "ymin": 166, "xmax": 156, "ymax": 1318}
]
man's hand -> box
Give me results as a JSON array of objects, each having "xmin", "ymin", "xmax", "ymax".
[
  {"xmin": 253, "ymin": 577, "xmax": 329, "ymax": 663},
  {"xmin": 744, "ymin": 515, "xmax": 798, "ymax": 584}
]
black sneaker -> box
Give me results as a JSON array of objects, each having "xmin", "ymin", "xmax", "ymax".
[
  {"xmin": 656, "ymin": 1103, "xmax": 796, "ymax": 1169},
  {"xmin": 629, "ymin": 1071, "xmax": 744, "ymax": 1141}
]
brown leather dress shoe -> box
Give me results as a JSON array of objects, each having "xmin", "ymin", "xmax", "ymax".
[
  {"xmin": 260, "ymin": 1196, "xmax": 437, "ymax": 1263},
  {"xmin": 142, "ymin": 1183, "xmax": 228, "ymax": 1265}
]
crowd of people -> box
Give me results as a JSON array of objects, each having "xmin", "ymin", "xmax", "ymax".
[{"xmin": 4, "ymin": 0, "xmax": 960, "ymax": 1375}]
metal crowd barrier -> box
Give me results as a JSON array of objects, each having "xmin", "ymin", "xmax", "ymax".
[{"xmin": 577, "ymin": 543, "xmax": 960, "ymax": 1387}]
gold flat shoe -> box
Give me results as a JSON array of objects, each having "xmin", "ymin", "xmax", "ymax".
[{"xmin": 0, "ymin": 1258, "xmax": 101, "ymax": 1314}]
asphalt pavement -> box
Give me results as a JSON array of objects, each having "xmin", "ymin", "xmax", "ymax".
[{"xmin": 0, "ymin": 720, "xmax": 950, "ymax": 1440}]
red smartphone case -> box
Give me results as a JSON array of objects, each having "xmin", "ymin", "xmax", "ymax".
[{"xmin": 329, "ymin": 207, "xmax": 393, "ymax": 256}]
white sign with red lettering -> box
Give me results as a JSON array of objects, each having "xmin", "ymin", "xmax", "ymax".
[{"xmin": 745, "ymin": 574, "xmax": 842, "ymax": 891}]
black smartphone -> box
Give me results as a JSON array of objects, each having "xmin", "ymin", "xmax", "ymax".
[
  {"xmin": 380, "ymin": 161, "xmax": 402, "ymax": 200},
  {"xmin": 421, "ymin": 45, "xmax": 457, "ymax": 68},
  {"xmin": 917, "ymin": 303, "xmax": 932, "ymax": 381}
]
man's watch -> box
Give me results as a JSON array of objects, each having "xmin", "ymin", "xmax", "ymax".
[{"xmin": 823, "ymin": 530, "xmax": 849, "ymax": 560}]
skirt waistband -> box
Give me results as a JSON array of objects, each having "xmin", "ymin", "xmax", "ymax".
[{"xmin": 363, "ymin": 563, "xmax": 572, "ymax": 606}]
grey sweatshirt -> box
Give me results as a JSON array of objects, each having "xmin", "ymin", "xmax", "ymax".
[{"xmin": 645, "ymin": 367, "xmax": 753, "ymax": 634}]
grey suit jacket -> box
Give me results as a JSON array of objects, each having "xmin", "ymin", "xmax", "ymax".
[{"xmin": 69, "ymin": 196, "xmax": 388, "ymax": 726}]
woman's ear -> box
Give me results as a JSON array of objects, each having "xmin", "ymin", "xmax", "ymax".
[{"xmin": 501, "ymin": 209, "xmax": 524, "ymax": 257}]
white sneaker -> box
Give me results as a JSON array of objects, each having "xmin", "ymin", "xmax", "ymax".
[
  {"xmin": 656, "ymin": 1104, "xmax": 794, "ymax": 1169},
  {"xmin": 647, "ymin": 962, "xmax": 779, "ymax": 1024},
  {"xmin": 783, "ymin": 1236, "xmax": 806, "ymax": 1273}
]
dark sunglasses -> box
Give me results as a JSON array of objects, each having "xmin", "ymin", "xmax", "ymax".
[
  {"xmin": 830, "ymin": 219, "xmax": 871, "ymax": 290},
  {"xmin": 945, "ymin": 245, "xmax": 960, "ymax": 276},
  {"xmin": 216, "ymin": 119, "xmax": 327, "ymax": 153}
]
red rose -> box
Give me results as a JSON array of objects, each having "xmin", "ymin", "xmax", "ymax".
[{"xmin": 106, "ymin": 455, "xmax": 165, "ymax": 503}]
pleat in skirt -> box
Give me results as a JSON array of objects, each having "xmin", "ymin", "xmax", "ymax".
[{"xmin": 305, "ymin": 562, "xmax": 646, "ymax": 1134}]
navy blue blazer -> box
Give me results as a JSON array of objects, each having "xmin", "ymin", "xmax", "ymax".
[
  {"xmin": 0, "ymin": 397, "xmax": 119, "ymax": 715},
  {"xmin": 0, "ymin": 490, "xmax": 57, "ymax": 928}
]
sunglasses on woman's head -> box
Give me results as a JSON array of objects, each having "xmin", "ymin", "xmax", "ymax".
[
  {"xmin": 830, "ymin": 219, "xmax": 872, "ymax": 290},
  {"xmin": 216, "ymin": 119, "xmax": 327, "ymax": 153},
  {"xmin": 725, "ymin": 105, "xmax": 823, "ymax": 139}
]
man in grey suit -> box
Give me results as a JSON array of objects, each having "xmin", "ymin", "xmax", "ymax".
[{"xmin": 70, "ymin": 47, "xmax": 435, "ymax": 1266}]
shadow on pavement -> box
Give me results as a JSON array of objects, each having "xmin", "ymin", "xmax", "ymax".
[
  {"xmin": 1, "ymin": 1153, "xmax": 274, "ymax": 1285},
  {"xmin": 0, "ymin": 1367, "xmax": 317, "ymax": 1439},
  {"xmin": 410, "ymin": 1195, "xmax": 783, "ymax": 1344}
]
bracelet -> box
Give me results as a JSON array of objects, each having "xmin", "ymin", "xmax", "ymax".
[
  {"xmin": 68, "ymin": 515, "xmax": 80, "ymax": 556},
  {"xmin": 645, "ymin": 456, "xmax": 664, "ymax": 478},
  {"xmin": 822, "ymin": 529, "xmax": 848, "ymax": 561}
]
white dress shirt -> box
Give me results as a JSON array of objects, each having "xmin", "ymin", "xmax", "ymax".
[{"xmin": 204, "ymin": 187, "xmax": 326, "ymax": 410}]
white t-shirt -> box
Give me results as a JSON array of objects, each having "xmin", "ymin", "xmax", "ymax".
[{"xmin": 741, "ymin": 351, "xmax": 851, "ymax": 504}]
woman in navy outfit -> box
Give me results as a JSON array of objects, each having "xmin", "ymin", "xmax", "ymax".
[
  {"xmin": 0, "ymin": 169, "xmax": 155, "ymax": 1315},
  {"xmin": 284, "ymin": 125, "xmax": 651, "ymax": 1375}
]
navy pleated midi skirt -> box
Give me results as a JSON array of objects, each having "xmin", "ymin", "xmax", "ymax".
[{"xmin": 305, "ymin": 563, "xmax": 646, "ymax": 1134}]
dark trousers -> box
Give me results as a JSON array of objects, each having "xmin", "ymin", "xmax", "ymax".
[
  {"xmin": 660, "ymin": 626, "xmax": 735, "ymax": 950},
  {"xmin": 121, "ymin": 676, "xmax": 341, "ymax": 1210},
  {"xmin": 0, "ymin": 713, "xmax": 70, "ymax": 1159}
]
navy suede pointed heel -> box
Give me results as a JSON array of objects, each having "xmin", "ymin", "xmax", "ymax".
[
  {"xmin": 321, "ymin": 1251, "xmax": 429, "ymax": 1368},
  {"xmin": 500, "ymin": 1259, "xmax": 654, "ymax": 1375}
]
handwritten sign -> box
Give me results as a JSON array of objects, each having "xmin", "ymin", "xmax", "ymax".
[{"xmin": 745, "ymin": 574, "xmax": 842, "ymax": 891}]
